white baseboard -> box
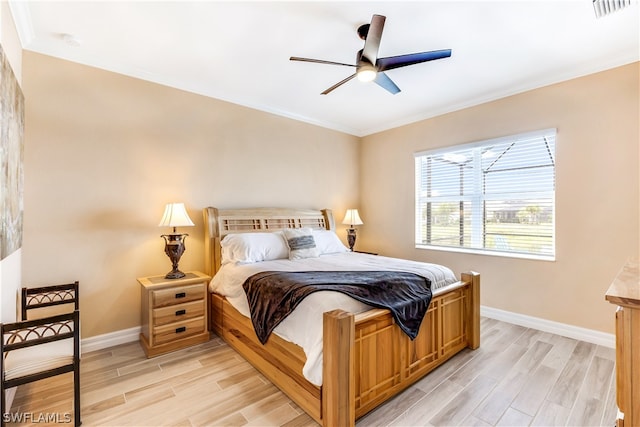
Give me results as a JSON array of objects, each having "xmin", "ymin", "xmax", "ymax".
[
  {"xmin": 81, "ymin": 326, "xmax": 141, "ymax": 354},
  {"xmin": 481, "ymin": 305, "xmax": 615, "ymax": 348}
]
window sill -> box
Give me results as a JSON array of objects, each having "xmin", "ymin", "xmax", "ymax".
[{"xmin": 415, "ymin": 244, "xmax": 556, "ymax": 262}]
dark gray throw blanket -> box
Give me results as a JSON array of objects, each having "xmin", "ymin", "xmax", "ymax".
[{"xmin": 242, "ymin": 270, "xmax": 432, "ymax": 344}]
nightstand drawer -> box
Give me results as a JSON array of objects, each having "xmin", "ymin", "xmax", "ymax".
[
  {"xmin": 152, "ymin": 283, "xmax": 204, "ymax": 308},
  {"xmin": 153, "ymin": 317, "xmax": 205, "ymax": 345},
  {"xmin": 153, "ymin": 300, "xmax": 205, "ymax": 326}
]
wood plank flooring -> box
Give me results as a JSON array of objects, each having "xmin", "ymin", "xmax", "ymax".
[{"xmin": 9, "ymin": 317, "xmax": 617, "ymax": 426}]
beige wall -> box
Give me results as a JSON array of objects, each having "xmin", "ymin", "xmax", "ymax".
[
  {"xmin": 360, "ymin": 62, "xmax": 639, "ymax": 334},
  {"xmin": 21, "ymin": 52, "xmax": 360, "ymax": 338},
  {"xmin": 20, "ymin": 48, "xmax": 639, "ymax": 338}
]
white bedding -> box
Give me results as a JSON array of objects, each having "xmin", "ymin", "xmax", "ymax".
[{"xmin": 209, "ymin": 251, "xmax": 458, "ymax": 386}]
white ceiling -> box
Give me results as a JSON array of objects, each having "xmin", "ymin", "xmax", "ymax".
[{"xmin": 9, "ymin": 1, "xmax": 640, "ymax": 137}]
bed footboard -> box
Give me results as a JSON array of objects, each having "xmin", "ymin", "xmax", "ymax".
[{"xmin": 323, "ymin": 271, "xmax": 480, "ymax": 425}]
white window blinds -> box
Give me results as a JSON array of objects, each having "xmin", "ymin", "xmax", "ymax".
[{"xmin": 415, "ymin": 129, "xmax": 556, "ymax": 259}]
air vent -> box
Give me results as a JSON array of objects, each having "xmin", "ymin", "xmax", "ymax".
[{"xmin": 593, "ymin": 0, "xmax": 632, "ymax": 18}]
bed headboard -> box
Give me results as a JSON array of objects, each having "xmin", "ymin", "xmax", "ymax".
[{"xmin": 203, "ymin": 207, "xmax": 335, "ymax": 276}]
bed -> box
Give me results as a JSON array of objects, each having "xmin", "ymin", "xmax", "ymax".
[{"xmin": 203, "ymin": 206, "xmax": 480, "ymax": 427}]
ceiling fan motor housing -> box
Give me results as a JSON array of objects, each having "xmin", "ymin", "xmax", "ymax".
[{"xmin": 357, "ymin": 23, "xmax": 370, "ymax": 40}]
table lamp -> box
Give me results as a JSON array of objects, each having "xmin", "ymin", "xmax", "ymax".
[
  {"xmin": 341, "ymin": 209, "xmax": 363, "ymax": 251},
  {"xmin": 159, "ymin": 203, "xmax": 195, "ymax": 279}
]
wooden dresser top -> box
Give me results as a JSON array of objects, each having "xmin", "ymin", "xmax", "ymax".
[{"xmin": 606, "ymin": 258, "xmax": 640, "ymax": 308}]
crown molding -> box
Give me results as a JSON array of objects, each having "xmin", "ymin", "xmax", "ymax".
[{"xmin": 7, "ymin": 1, "xmax": 34, "ymax": 47}]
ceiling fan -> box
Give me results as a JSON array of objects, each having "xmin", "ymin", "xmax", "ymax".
[{"xmin": 290, "ymin": 14, "xmax": 452, "ymax": 95}]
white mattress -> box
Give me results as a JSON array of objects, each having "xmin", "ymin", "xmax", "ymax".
[{"xmin": 209, "ymin": 251, "xmax": 457, "ymax": 386}]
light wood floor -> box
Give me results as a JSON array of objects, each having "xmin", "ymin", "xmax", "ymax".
[{"xmin": 9, "ymin": 317, "xmax": 617, "ymax": 426}]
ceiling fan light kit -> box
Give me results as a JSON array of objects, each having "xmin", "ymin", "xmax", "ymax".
[
  {"xmin": 357, "ymin": 63, "xmax": 377, "ymax": 82},
  {"xmin": 290, "ymin": 14, "xmax": 452, "ymax": 95}
]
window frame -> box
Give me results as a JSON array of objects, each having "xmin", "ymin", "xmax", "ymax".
[{"xmin": 414, "ymin": 128, "xmax": 556, "ymax": 261}]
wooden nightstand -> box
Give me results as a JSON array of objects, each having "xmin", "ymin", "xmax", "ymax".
[{"xmin": 138, "ymin": 271, "xmax": 211, "ymax": 358}]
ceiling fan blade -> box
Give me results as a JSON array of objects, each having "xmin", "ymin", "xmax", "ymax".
[
  {"xmin": 290, "ymin": 57, "xmax": 356, "ymax": 67},
  {"xmin": 321, "ymin": 73, "xmax": 357, "ymax": 95},
  {"xmin": 374, "ymin": 72, "xmax": 401, "ymax": 94},
  {"xmin": 377, "ymin": 49, "xmax": 452, "ymax": 71},
  {"xmin": 361, "ymin": 14, "xmax": 385, "ymax": 65}
]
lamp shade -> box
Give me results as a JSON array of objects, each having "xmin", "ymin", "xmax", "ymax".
[
  {"xmin": 158, "ymin": 203, "xmax": 195, "ymax": 228},
  {"xmin": 341, "ymin": 209, "xmax": 363, "ymax": 227}
]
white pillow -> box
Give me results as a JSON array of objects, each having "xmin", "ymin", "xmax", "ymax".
[
  {"xmin": 313, "ymin": 230, "xmax": 349, "ymax": 255},
  {"xmin": 220, "ymin": 232, "xmax": 288, "ymax": 264},
  {"xmin": 282, "ymin": 228, "xmax": 319, "ymax": 260}
]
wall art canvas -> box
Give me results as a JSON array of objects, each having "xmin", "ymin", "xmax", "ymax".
[{"xmin": 0, "ymin": 44, "xmax": 24, "ymax": 260}]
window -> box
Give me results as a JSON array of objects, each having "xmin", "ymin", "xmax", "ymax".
[{"xmin": 415, "ymin": 129, "xmax": 556, "ymax": 259}]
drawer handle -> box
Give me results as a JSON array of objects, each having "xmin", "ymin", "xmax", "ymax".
[
  {"xmin": 175, "ymin": 292, "xmax": 186, "ymax": 299},
  {"xmin": 176, "ymin": 326, "xmax": 186, "ymax": 333},
  {"xmin": 175, "ymin": 309, "xmax": 186, "ymax": 316}
]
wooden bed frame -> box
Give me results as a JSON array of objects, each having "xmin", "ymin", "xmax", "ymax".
[{"xmin": 203, "ymin": 207, "xmax": 480, "ymax": 427}]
